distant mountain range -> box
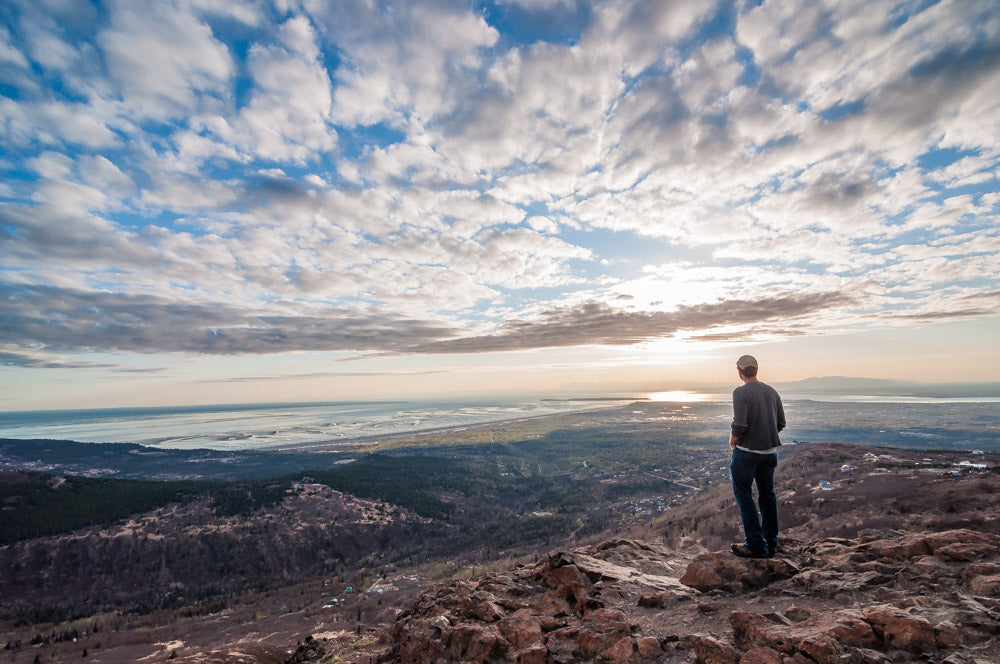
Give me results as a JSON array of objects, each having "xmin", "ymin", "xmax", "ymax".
[{"xmin": 773, "ymin": 376, "xmax": 1000, "ymax": 398}]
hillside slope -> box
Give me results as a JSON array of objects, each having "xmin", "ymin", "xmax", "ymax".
[
  {"xmin": 384, "ymin": 527, "xmax": 1000, "ymax": 664},
  {"xmin": 0, "ymin": 482, "xmax": 442, "ymax": 623},
  {"xmin": 653, "ymin": 442, "xmax": 1000, "ymax": 551},
  {"xmin": 322, "ymin": 442, "xmax": 1000, "ymax": 664},
  {"xmin": 373, "ymin": 442, "xmax": 1000, "ymax": 664}
]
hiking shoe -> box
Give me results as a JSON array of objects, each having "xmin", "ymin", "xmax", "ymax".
[{"xmin": 731, "ymin": 543, "xmax": 768, "ymax": 559}]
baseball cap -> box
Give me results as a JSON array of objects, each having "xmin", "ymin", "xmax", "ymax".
[{"xmin": 736, "ymin": 355, "xmax": 758, "ymax": 370}]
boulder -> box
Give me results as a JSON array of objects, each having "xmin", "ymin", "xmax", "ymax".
[
  {"xmin": 573, "ymin": 608, "xmax": 631, "ymax": 659},
  {"xmin": 731, "ymin": 608, "xmax": 877, "ymax": 664},
  {"xmin": 597, "ymin": 636, "xmax": 634, "ymax": 663},
  {"xmin": 861, "ymin": 604, "xmax": 938, "ymax": 652},
  {"xmin": 515, "ymin": 644, "xmax": 548, "ymax": 664},
  {"xmin": 634, "ymin": 635, "xmax": 660, "ymax": 659},
  {"xmin": 680, "ymin": 552, "xmax": 798, "ymax": 592},
  {"xmin": 686, "ymin": 634, "xmax": 741, "ymax": 664},
  {"xmin": 499, "ymin": 608, "xmax": 543, "ymax": 649},
  {"xmin": 468, "ymin": 590, "xmax": 505, "ymax": 622},
  {"xmin": 442, "ymin": 623, "xmax": 502, "ymax": 663}
]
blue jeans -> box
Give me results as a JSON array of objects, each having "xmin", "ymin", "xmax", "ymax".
[{"xmin": 730, "ymin": 448, "xmax": 778, "ymax": 554}]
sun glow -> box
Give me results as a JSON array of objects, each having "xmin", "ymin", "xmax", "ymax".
[{"xmin": 647, "ymin": 390, "xmax": 707, "ymax": 403}]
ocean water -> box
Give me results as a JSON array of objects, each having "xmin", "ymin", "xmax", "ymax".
[{"xmin": 0, "ymin": 398, "xmax": 632, "ymax": 451}]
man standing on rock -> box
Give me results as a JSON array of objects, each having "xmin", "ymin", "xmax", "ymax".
[{"xmin": 729, "ymin": 355, "xmax": 785, "ymax": 559}]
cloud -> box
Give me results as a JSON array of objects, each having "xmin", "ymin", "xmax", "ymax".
[
  {"xmin": 877, "ymin": 307, "xmax": 998, "ymax": 322},
  {"xmin": 233, "ymin": 16, "xmax": 337, "ymax": 162},
  {"xmin": 1, "ymin": 0, "xmax": 998, "ymax": 383},
  {"xmin": 0, "ymin": 25, "xmax": 30, "ymax": 71},
  {"xmin": 98, "ymin": 0, "xmax": 234, "ymax": 119},
  {"xmin": 409, "ymin": 291, "xmax": 857, "ymax": 354},
  {"xmin": 585, "ymin": 0, "xmax": 718, "ymax": 76},
  {"xmin": 686, "ymin": 326, "xmax": 812, "ymax": 342},
  {"xmin": 0, "ymin": 347, "xmax": 118, "ymax": 370},
  {"xmin": 0, "ymin": 98, "xmax": 119, "ymax": 149},
  {"xmin": 505, "ymin": 0, "xmax": 580, "ymax": 11},
  {"xmin": 0, "ymin": 283, "xmax": 459, "ymax": 356},
  {"xmin": 203, "ymin": 368, "xmax": 450, "ymax": 383},
  {"xmin": 310, "ymin": 0, "xmax": 499, "ymax": 129},
  {"xmin": 0, "ymin": 282, "xmax": 856, "ymax": 360}
]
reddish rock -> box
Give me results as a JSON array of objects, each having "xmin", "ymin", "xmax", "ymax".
[
  {"xmin": 468, "ymin": 590, "xmax": 505, "ymax": 622},
  {"xmin": 686, "ymin": 634, "xmax": 741, "ymax": 664},
  {"xmin": 583, "ymin": 607, "xmax": 630, "ymax": 626},
  {"xmin": 394, "ymin": 618, "xmax": 445, "ymax": 664},
  {"xmin": 862, "ymin": 605, "xmax": 937, "ymax": 652},
  {"xmin": 515, "ymin": 644, "xmax": 548, "ymax": 664},
  {"xmin": 783, "ymin": 606, "xmax": 816, "ymax": 622},
  {"xmin": 786, "ymin": 655, "xmax": 815, "ymax": 664},
  {"xmin": 680, "ymin": 552, "xmax": 798, "ymax": 592},
  {"xmin": 967, "ymin": 574, "xmax": 1000, "ymax": 597},
  {"xmin": 679, "ymin": 554, "xmax": 732, "ymax": 591},
  {"xmin": 963, "ymin": 562, "xmax": 1000, "ymax": 581},
  {"xmin": 575, "ymin": 608, "xmax": 631, "ymax": 658},
  {"xmin": 634, "ymin": 636, "xmax": 660, "ymax": 659},
  {"xmin": 793, "ymin": 632, "xmax": 851, "ymax": 664},
  {"xmin": 545, "ymin": 625, "xmax": 581, "ymax": 663},
  {"xmin": 499, "ymin": 608, "xmax": 543, "ymax": 649},
  {"xmin": 922, "ymin": 529, "xmax": 1000, "ymax": 553},
  {"xmin": 442, "ymin": 623, "xmax": 502, "ymax": 663},
  {"xmin": 597, "ymin": 636, "xmax": 634, "ymax": 662},
  {"xmin": 911, "ymin": 554, "xmax": 954, "ymax": 577},
  {"xmin": 542, "ymin": 610, "xmax": 634, "ymax": 662},
  {"xmin": 535, "ymin": 557, "xmax": 600, "ymax": 615},
  {"xmin": 637, "ymin": 591, "xmax": 674, "ymax": 608},
  {"xmin": 731, "ymin": 608, "xmax": 877, "ymax": 664},
  {"xmin": 841, "ymin": 529, "xmax": 1000, "ymax": 567},
  {"xmin": 539, "ymin": 560, "xmax": 589, "ymax": 589},
  {"xmin": 528, "ymin": 589, "xmax": 574, "ymax": 617},
  {"xmin": 537, "ymin": 613, "xmax": 568, "ymax": 631},
  {"xmin": 738, "ymin": 647, "xmax": 783, "ymax": 664},
  {"xmin": 932, "ymin": 619, "xmax": 965, "ymax": 648},
  {"xmin": 852, "ymin": 533, "xmax": 932, "ymax": 561},
  {"xmin": 935, "ymin": 542, "xmax": 1000, "ymax": 562}
]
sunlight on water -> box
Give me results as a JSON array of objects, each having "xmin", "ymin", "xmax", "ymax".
[{"xmin": 646, "ymin": 390, "xmax": 708, "ymax": 403}]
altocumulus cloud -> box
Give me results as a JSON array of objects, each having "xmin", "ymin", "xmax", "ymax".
[{"xmin": 0, "ymin": 0, "xmax": 998, "ymax": 371}]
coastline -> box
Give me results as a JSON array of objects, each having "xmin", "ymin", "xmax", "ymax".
[
  {"xmin": 0, "ymin": 399, "xmax": 643, "ymax": 452},
  {"xmin": 274, "ymin": 402, "xmax": 633, "ymax": 453}
]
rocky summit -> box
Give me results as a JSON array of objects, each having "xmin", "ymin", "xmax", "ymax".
[{"xmin": 383, "ymin": 528, "xmax": 1000, "ymax": 664}]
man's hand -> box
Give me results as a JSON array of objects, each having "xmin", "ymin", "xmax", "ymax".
[{"xmin": 729, "ymin": 434, "xmax": 738, "ymax": 450}]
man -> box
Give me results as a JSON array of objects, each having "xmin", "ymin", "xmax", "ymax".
[{"xmin": 729, "ymin": 355, "xmax": 785, "ymax": 559}]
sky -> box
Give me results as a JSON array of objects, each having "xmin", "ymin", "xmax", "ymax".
[{"xmin": 1, "ymin": 0, "xmax": 999, "ymax": 411}]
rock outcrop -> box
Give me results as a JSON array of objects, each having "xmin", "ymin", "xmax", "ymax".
[
  {"xmin": 391, "ymin": 540, "xmax": 689, "ymax": 663},
  {"xmin": 386, "ymin": 529, "xmax": 1000, "ymax": 663}
]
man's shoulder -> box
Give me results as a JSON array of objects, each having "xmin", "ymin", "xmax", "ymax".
[{"xmin": 736, "ymin": 381, "xmax": 781, "ymax": 398}]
